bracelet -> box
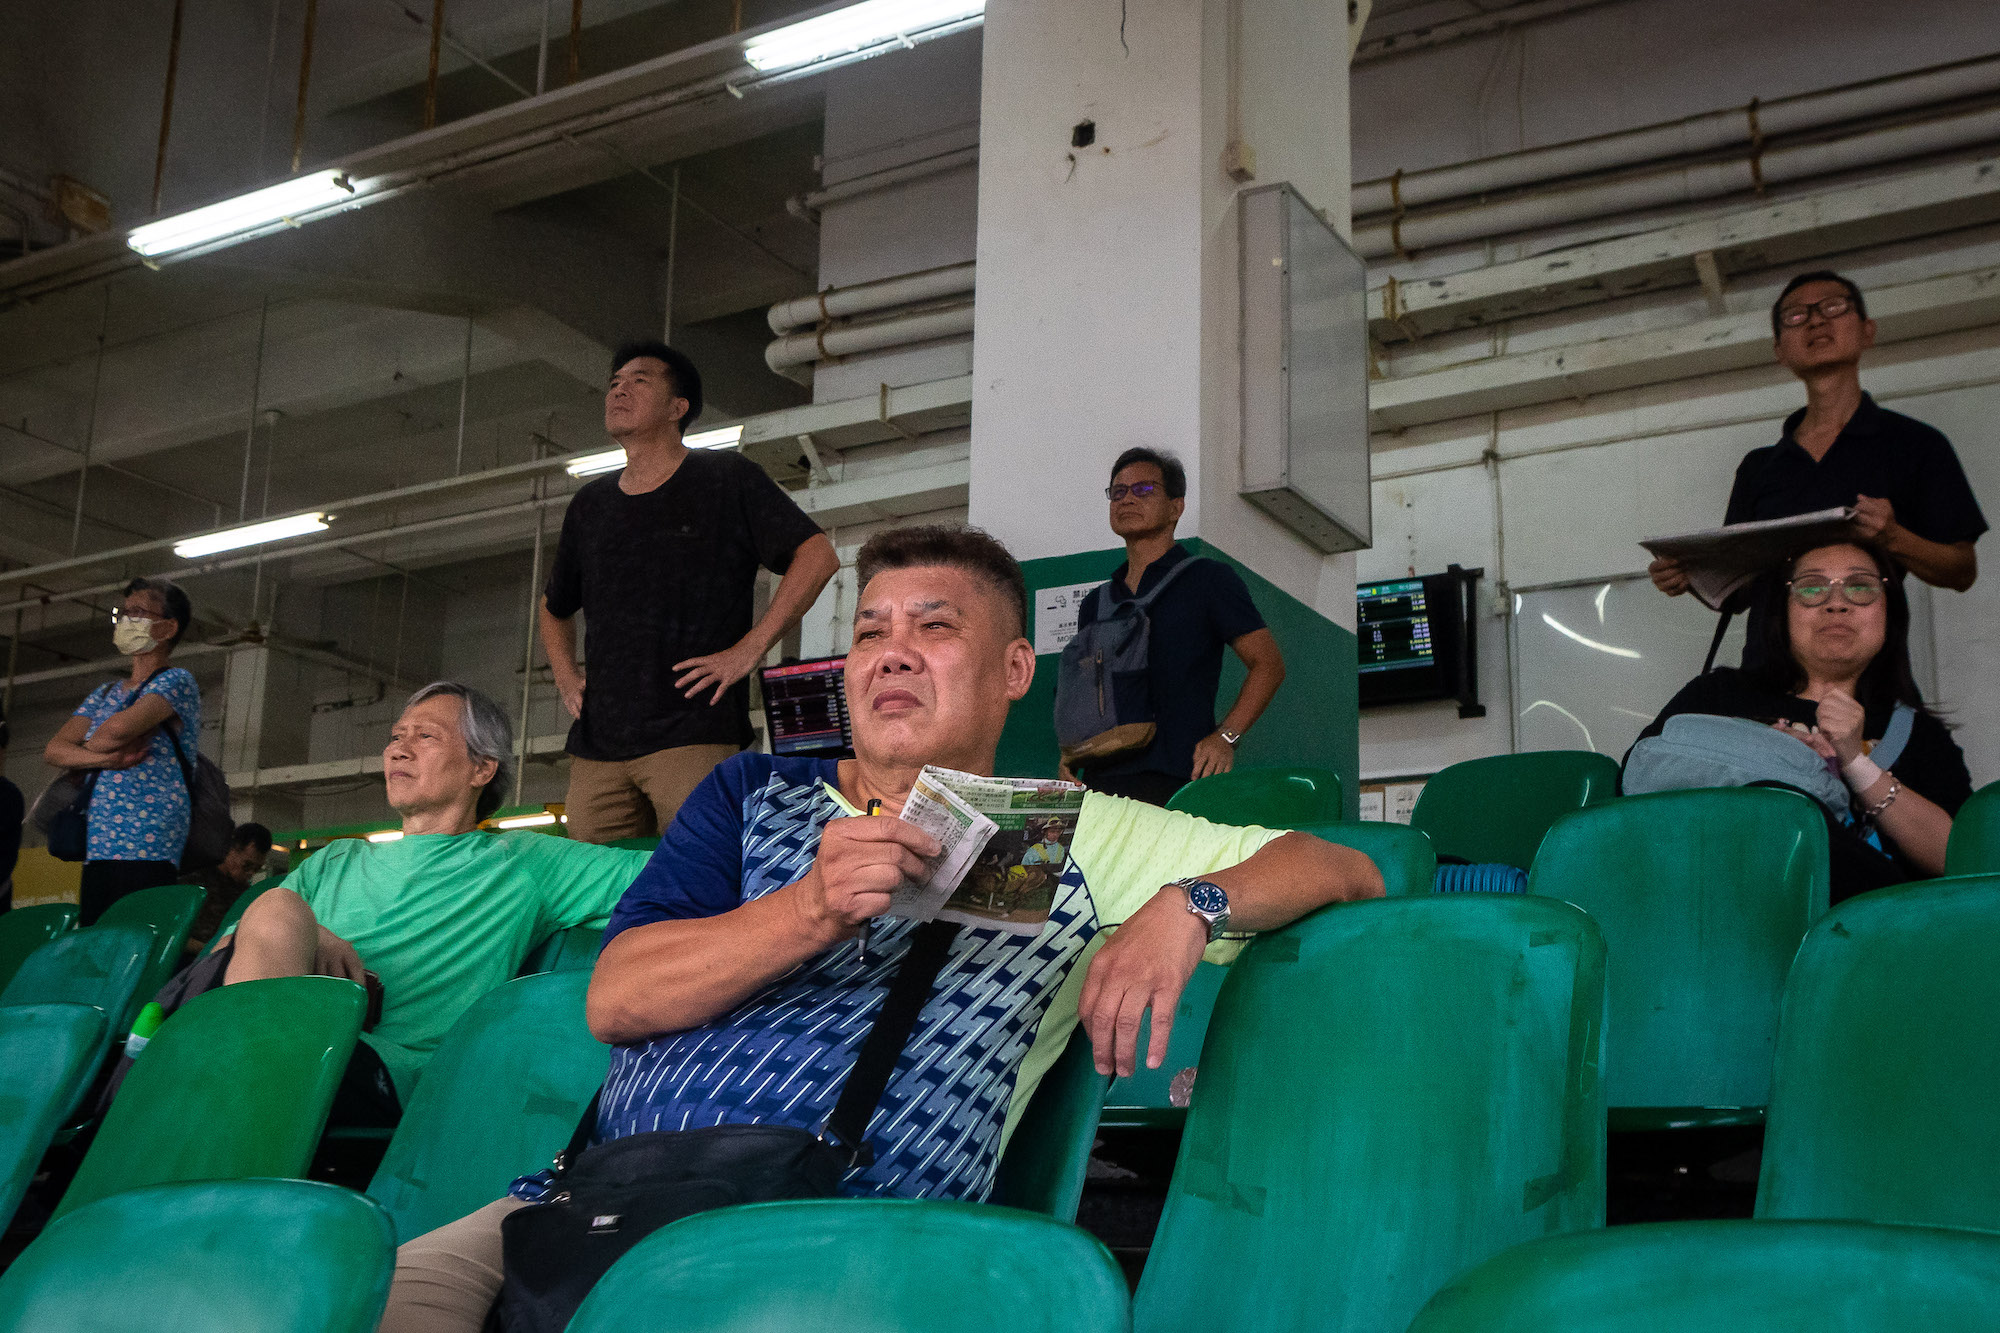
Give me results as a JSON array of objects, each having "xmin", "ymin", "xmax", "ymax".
[
  {"xmin": 1842, "ymin": 754, "xmax": 1884, "ymax": 792},
  {"xmin": 1865, "ymin": 780, "xmax": 1901, "ymax": 820}
]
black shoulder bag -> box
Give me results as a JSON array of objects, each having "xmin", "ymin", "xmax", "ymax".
[{"xmin": 486, "ymin": 919, "xmax": 961, "ymax": 1333}]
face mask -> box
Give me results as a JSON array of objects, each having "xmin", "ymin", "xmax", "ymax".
[{"xmin": 113, "ymin": 618, "xmax": 158, "ymax": 656}]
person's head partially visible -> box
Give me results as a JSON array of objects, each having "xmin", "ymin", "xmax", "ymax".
[
  {"xmin": 605, "ymin": 340, "xmax": 702, "ymax": 445},
  {"xmin": 1746, "ymin": 540, "xmax": 1925, "ymax": 714},
  {"xmin": 1771, "ymin": 271, "xmax": 1874, "ymax": 381},
  {"xmin": 1106, "ymin": 446, "xmax": 1187, "ymax": 543},
  {"xmin": 383, "ymin": 682, "xmax": 515, "ymax": 834},
  {"xmin": 113, "ymin": 576, "xmax": 191, "ymax": 659},
  {"xmin": 218, "ymin": 822, "xmax": 274, "ymax": 887},
  {"xmin": 847, "ymin": 525, "xmax": 1034, "ymax": 782}
]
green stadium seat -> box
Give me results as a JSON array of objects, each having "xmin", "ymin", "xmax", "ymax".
[
  {"xmin": 0, "ymin": 904, "xmax": 78, "ymax": 995},
  {"xmin": 1133, "ymin": 895, "xmax": 1606, "ymax": 1333},
  {"xmin": 0, "ymin": 1179, "xmax": 394, "ymax": 1333},
  {"xmin": 1164, "ymin": 765, "xmax": 1343, "ymax": 827},
  {"xmin": 196, "ymin": 877, "xmax": 278, "ymax": 958},
  {"xmin": 1406, "ymin": 1219, "xmax": 2000, "ymax": 1333},
  {"xmin": 1758, "ymin": 874, "xmax": 2000, "ymax": 1232},
  {"xmin": 568, "ymin": 1199, "xmax": 1129, "ymax": 1333},
  {"xmin": 1103, "ymin": 821, "xmax": 1433, "ymax": 1126},
  {"xmin": 991, "ymin": 1026, "xmax": 1109, "ymax": 1221},
  {"xmin": 94, "ymin": 882, "xmax": 206, "ymax": 1034},
  {"xmin": 367, "ymin": 969, "xmax": 609, "ymax": 1242},
  {"xmin": 1410, "ymin": 750, "xmax": 1621, "ymax": 870},
  {"xmin": 56, "ymin": 975, "xmax": 365, "ymax": 1220},
  {"xmin": 0, "ymin": 1003, "xmax": 105, "ymax": 1231},
  {"xmin": 517, "ymin": 924, "xmax": 605, "ymax": 977},
  {"xmin": 1942, "ymin": 780, "xmax": 2000, "ymax": 877},
  {"xmin": 1527, "ymin": 787, "xmax": 1827, "ymax": 1131},
  {"xmin": 604, "ymin": 836, "xmax": 661, "ymax": 852},
  {"xmin": 0, "ymin": 924, "xmax": 152, "ymax": 1122}
]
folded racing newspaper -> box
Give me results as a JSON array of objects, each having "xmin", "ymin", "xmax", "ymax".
[
  {"xmin": 886, "ymin": 766, "xmax": 1086, "ymax": 936},
  {"xmin": 1639, "ymin": 506, "xmax": 1858, "ymax": 611}
]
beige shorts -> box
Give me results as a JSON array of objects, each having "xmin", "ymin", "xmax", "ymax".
[
  {"xmin": 378, "ymin": 1197, "xmax": 526, "ymax": 1333},
  {"xmin": 563, "ymin": 743, "xmax": 739, "ymax": 843}
]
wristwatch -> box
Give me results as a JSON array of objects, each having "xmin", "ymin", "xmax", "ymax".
[
  {"xmin": 1172, "ymin": 877, "xmax": 1231, "ymax": 942},
  {"xmin": 1217, "ymin": 728, "xmax": 1242, "ymax": 746}
]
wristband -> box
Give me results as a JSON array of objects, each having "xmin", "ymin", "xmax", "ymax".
[{"xmin": 1842, "ymin": 754, "xmax": 1884, "ymax": 793}]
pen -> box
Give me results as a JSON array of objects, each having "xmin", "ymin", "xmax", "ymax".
[{"xmin": 859, "ymin": 799, "xmax": 883, "ymax": 963}]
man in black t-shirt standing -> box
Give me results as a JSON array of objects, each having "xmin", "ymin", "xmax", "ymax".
[
  {"xmin": 1065, "ymin": 448, "xmax": 1287, "ymax": 807},
  {"xmin": 540, "ymin": 341, "xmax": 837, "ymax": 843},
  {"xmin": 1650, "ymin": 271, "xmax": 1987, "ymax": 618}
]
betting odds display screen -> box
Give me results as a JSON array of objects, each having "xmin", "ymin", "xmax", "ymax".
[
  {"xmin": 1356, "ymin": 574, "xmax": 1465, "ymax": 707},
  {"xmin": 759, "ymin": 656, "xmax": 854, "ymax": 758}
]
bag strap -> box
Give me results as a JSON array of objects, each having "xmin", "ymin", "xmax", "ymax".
[
  {"xmin": 1870, "ymin": 703, "xmax": 1919, "ymax": 771},
  {"xmin": 131, "ymin": 666, "xmax": 197, "ymax": 795},
  {"xmin": 1126, "ymin": 554, "xmax": 1201, "ymax": 611},
  {"xmin": 1702, "ymin": 607, "xmax": 1736, "ymax": 675},
  {"xmin": 558, "ymin": 917, "xmax": 962, "ymax": 1171}
]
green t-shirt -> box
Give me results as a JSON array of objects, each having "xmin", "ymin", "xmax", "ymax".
[{"xmin": 266, "ymin": 831, "xmax": 649, "ymax": 1101}]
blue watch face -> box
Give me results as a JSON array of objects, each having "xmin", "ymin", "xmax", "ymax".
[{"xmin": 1187, "ymin": 881, "xmax": 1228, "ymax": 916}]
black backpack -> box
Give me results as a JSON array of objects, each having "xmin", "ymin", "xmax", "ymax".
[{"xmin": 1051, "ymin": 558, "xmax": 1200, "ymax": 767}]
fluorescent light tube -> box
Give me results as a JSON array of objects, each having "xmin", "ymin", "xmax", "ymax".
[
  {"xmin": 173, "ymin": 512, "xmax": 329, "ymax": 559},
  {"xmin": 565, "ymin": 425, "xmax": 742, "ymax": 476},
  {"xmin": 367, "ymin": 830, "xmax": 404, "ymax": 843},
  {"xmin": 686, "ymin": 424, "xmax": 744, "ymax": 449},
  {"xmin": 128, "ymin": 171, "xmax": 357, "ymax": 258},
  {"xmin": 494, "ymin": 812, "xmax": 558, "ymax": 829},
  {"xmin": 743, "ymin": 0, "xmax": 984, "ymax": 73}
]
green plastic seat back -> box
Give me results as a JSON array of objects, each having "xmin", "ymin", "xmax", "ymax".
[
  {"xmin": 1407, "ymin": 1219, "xmax": 2000, "ymax": 1333},
  {"xmin": 57, "ymin": 975, "xmax": 365, "ymax": 1220},
  {"xmin": 1411, "ymin": 750, "xmax": 1621, "ymax": 869},
  {"xmin": 569, "ymin": 1199, "xmax": 1130, "ymax": 1333},
  {"xmin": 1165, "ymin": 766, "xmax": 1344, "ymax": 828},
  {"xmin": 1297, "ymin": 821, "xmax": 1439, "ymax": 896},
  {"xmin": 1104, "ymin": 823, "xmax": 1439, "ymax": 1120},
  {"xmin": 368, "ymin": 970, "xmax": 609, "ymax": 1241},
  {"xmin": 1103, "ymin": 959, "xmax": 1228, "ymax": 1123},
  {"xmin": 0, "ymin": 904, "xmax": 78, "ymax": 995},
  {"xmin": 197, "ymin": 879, "xmax": 277, "ymax": 958},
  {"xmin": 0, "ymin": 1003, "xmax": 106, "ymax": 1232},
  {"xmin": 1758, "ymin": 874, "xmax": 2000, "ymax": 1231},
  {"xmin": 603, "ymin": 836, "xmax": 661, "ymax": 852},
  {"xmin": 1526, "ymin": 787, "xmax": 1827, "ymax": 1122},
  {"xmin": 0, "ymin": 923, "xmax": 152, "ymax": 1112},
  {"xmin": 0, "ymin": 1179, "xmax": 395, "ymax": 1333},
  {"xmin": 517, "ymin": 924, "xmax": 605, "ymax": 977},
  {"xmin": 1133, "ymin": 895, "xmax": 1606, "ymax": 1333},
  {"xmin": 1942, "ymin": 781, "xmax": 2000, "ymax": 877},
  {"xmin": 992, "ymin": 1026, "xmax": 1109, "ymax": 1220},
  {"xmin": 94, "ymin": 882, "xmax": 207, "ymax": 1032}
]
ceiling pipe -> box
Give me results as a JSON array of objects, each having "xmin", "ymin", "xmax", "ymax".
[
  {"xmin": 767, "ymin": 260, "xmax": 976, "ymax": 334},
  {"xmin": 1353, "ymin": 50, "xmax": 2000, "ymax": 219},
  {"xmin": 1354, "ymin": 99, "xmax": 2000, "ymax": 260},
  {"xmin": 764, "ymin": 301, "xmax": 975, "ymax": 374},
  {"xmin": 784, "ymin": 144, "xmax": 979, "ymax": 224}
]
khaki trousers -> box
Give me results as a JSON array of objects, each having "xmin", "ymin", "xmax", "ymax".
[
  {"xmin": 378, "ymin": 1197, "xmax": 526, "ymax": 1333},
  {"xmin": 563, "ymin": 743, "xmax": 739, "ymax": 844}
]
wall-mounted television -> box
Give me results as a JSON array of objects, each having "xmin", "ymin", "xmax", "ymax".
[
  {"xmin": 759, "ymin": 656, "xmax": 854, "ymax": 758},
  {"xmin": 1357, "ymin": 566, "xmax": 1485, "ymax": 717}
]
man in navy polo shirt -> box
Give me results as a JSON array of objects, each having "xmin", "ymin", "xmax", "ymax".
[
  {"xmin": 1066, "ymin": 448, "xmax": 1288, "ymax": 807},
  {"xmin": 1650, "ymin": 271, "xmax": 1986, "ymax": 617}
]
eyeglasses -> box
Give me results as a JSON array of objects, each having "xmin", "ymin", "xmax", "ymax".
[
  {"xmin": 1788, "ymin": 575, "xmax": 1883, "ymax": 607},
  {"xmin": 109, "ymin": 608, "xmax": 158, "ymax": 626},
  {"xmin": 1777, "ymin": 296, "xmax": 1855, "ymax": 328},
  {"xmin": 1106, "ymin": 481, "xmax": 1163, "ymax": 501}
]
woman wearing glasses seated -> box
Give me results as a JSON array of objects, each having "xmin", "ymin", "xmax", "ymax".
[{"xmin": 1636, "ymin": 541, "xmax": 1971, "ymax": 902}]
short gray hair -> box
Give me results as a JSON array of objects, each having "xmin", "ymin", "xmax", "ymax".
[{"xmin": 403, "ymin": 681, "xmax": 514, "ymax": 820}]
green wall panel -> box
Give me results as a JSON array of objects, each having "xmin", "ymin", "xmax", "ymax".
[{"xmin": 998, "ymin": 540, "xmax": 1359, "ymax": 818}]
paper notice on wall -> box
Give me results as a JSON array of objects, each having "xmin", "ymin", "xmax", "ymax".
[
  {"xmin": 1357, "ymin": 788, "xmax": 1386, "ymax": 822},
  {"xmin": 1033, "ymin": 581, "xmax": 1106, "ymax": 655},
  {"xmin": 1384, "ymin": 782, "xmax": 1424, "ymax": 825}
]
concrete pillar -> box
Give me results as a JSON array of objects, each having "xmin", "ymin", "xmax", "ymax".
[
  {"xmin": 218, "ymin": 644, "xmax": 307, "ymax": 828},
  {"xmin": 968, "ymin": 0, "xmax": 1360, "ymax": 801}
]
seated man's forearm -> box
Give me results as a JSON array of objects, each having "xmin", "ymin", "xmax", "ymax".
[
  {"xmin": 1207, "ymin": 831, "xmax": 1383, "ymax": 931},
  {"xmin": 586, "ymin": 883, "xmax": 848, "ymax": 1044}
]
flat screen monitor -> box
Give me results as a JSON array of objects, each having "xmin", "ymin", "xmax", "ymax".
[
  {"xmin": 759, "ymin": 656, "xmax": 854, "ymax": 758},
  {"xmin": 1357, "ymin": 570, "xmax": 1480, "ymax": 710}
]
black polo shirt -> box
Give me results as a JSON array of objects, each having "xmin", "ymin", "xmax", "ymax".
[
  {"xmin": 1724, "ymin": 393, "xmax": 1986, "ymax": 544},
  {"xmin": 1072, "ymin": 543, "xmax": 1266, "ymax": 781}
]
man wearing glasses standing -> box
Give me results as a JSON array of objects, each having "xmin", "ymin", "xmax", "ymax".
[
  {"xmin": 1064, "ymin": 448, "xmax": 1286, "ymax": 806},
  {"xmin": 1649, "ymin": 271, "xmax": 1987, "ymax": 611}
]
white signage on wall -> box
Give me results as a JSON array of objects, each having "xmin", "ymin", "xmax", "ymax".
[{"xmin": 1033, "ymin": 581, "xmax": 1106, "ymax": 656}]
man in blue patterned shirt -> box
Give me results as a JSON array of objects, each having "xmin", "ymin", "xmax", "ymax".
[{"xmin": 380, "ymin": 525, "xmax": 1380, "ymax": 1333}]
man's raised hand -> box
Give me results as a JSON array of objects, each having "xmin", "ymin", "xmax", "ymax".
[{"xmin": 792, "ymin": 815, "xmax": 940, "ymax": 940}]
